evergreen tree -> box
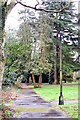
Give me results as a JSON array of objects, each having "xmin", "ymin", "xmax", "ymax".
[{"xmin": 41, "ymin": 1, "xmax": 79, "ymax": 83}]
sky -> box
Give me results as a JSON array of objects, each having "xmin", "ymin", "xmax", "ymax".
[
  {"xmin": 5, "ymin": 0, "xmax": 41, "ymax": 30},
  {"xmin": 5, "ymin": 0, "xmax": 79, "ymax": 31}
]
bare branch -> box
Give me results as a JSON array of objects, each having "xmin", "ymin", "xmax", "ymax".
[
  {"xmin": 4, "ymin": 0, "xmax": 8, "ymax": 7},
  {"xmin": 34, "ymin": 0, "xmax": 40, "ymax": 9},
  {"xmin": 16, "ymin": 0, "xmax": 69, "ymax": 13},
  {"xmin": 6, "ymin": 1, "xmax": 17, "ymax": 15}
]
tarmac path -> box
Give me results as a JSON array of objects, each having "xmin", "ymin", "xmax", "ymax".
[{"xmin": 12, "ymin": 88, "xmax": 68, "ymax": 118}]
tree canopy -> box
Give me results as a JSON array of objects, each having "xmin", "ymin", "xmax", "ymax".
[{"xmin": 0, "ymin": 0, "xmax": 80, "ymax": 88}]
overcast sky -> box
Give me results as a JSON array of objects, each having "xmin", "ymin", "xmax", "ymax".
[{"xmin": 5, "ymin": 0, "xmax": 79, "ymax": 31}]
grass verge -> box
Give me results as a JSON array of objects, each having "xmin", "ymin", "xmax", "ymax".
[
  {"xmin": 34, "ymin": 84, "xmax": 79, "ymax": 118},
  {"xmin": 57, "ymin": 103, "xmax": 79, "ymax": 118},
  {"xmin": 34, "ymin": 84, "xmax": 78, "ymax": 101}
]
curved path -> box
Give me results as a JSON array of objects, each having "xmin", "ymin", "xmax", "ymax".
[{"xmin": 12, "ymin": 88, "xmax": 68, "ymax": 118}]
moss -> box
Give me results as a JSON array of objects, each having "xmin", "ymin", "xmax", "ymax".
[
  {"xmin": 15, "ymin": 106, "xmax": 49, "ymax": 116},
  {"xmin": 16, "ymin": 106, "xmax": 48, "ymax": 112}
]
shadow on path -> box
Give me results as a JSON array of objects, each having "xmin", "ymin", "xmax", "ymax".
[{"xmin": 12, "ymin": 88, "xmax": 67, "ymax": 118}]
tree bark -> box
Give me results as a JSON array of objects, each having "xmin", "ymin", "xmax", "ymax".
[
  {"xmin": 32, "ymin": 73, "xmax": 37, "ymax": 88},
  {"xmin": 0, "ymin": 2, "xmax": 5, "ymax": 90},
  {"xmin": 54, "ymin": 45, "xmax": 59, "ymax": 84},
  {"xmin": 0, "ymin": 1, "xmax": 16, "ymax": 90},
  {"xmin": 28, "ymin": 76, "xmax": 32, "ymax": 85},
  {"xmin": 0, "ymin": 61, "xmax": 5, "ymax": 90},
  {"xmin": 38, "ymin": 73, "xmax": 42, "ymax": 88}
]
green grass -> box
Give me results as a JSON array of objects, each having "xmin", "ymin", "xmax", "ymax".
[
  {"xmin": 34, "ymin": 84, "xmax": 78, "ymax": 101},
  {"xmin": 57, "ymin": 102, "xmax": 79, "ymax": 118},
  {"xmin": 34, "ymin": 84, "xmax": 79, "ymax": 118}
]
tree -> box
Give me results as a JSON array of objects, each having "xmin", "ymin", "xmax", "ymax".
[
  {"xmin": 3, "ymin": 8, "xmax": 33, "ymax": 86},
  {"xmin": 0, "ymin": 0, "xmax": 16, "ymax": 90},
  {"xmin": 0, "ymin": 0, "xmax": 74, "ymax": 89},
  {"xmin": 43, "ymin": 1, "xmax": 79, "ymax": 83},
  {"xmin": 3, "ymin": 40, "xmax": 32, "ymax": 85},
  {"xmin": 17, "ymin": 8, "xmax": 33, "ymax": 43},
  {"xmin": 24, "ymin": 11, "xmax": 53, "ymax": 87},
  {"xmin": 36, "ymin": 12, "xmax": 53, "ymax": 86}
]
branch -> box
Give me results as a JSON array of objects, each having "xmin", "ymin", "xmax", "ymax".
[
  {"xmin": 35, "ymin": 0, "xmax": 40, "ymax": 8},
  {"xmin": 6, "ymin": 1, "xmax": 17, "ymax": 15},
  {"xmin": 16, "ymin": 0, "xmax": 69, "ymax": 13},
  {"xmin": 4, "ymin": 0, "xmax": 8, "ymax": 7},
  {"xmin": 75, "ymin": 55, "xmax": 80, "ymax": 63}
]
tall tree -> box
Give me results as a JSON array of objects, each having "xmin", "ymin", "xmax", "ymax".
[
  {"xmin": 42, "ymin": 1, "xmax": 79, "ymax": 83},
  {"xmin": 29, "ymin": 11, "xmax": 53, "ymax": 87},
  {"xmin": 0, "ymin": 0, "xmax": 16, "ymax": 90},
  {"xmin": 0, "ymin": 0, "xmax": 73, "ymax": 89},
  {"xmin": 37, "ymin": 12, "xmax": 53, "ymax": 87},
  {"xmin": 3, "ymin": 8, "xmax": 33, "ymax": 86}
]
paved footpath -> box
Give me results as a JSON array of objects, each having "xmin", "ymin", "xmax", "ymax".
[{"xmin": 12, "ymin": 88, "xmax": 68, "ymax": 118}]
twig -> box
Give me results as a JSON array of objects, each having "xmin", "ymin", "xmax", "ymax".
[
  {"xmin": 16, "ymin": 0, "xmax": 69, "ymax": 13},
  {"xmin": 4, "ymin": 0, "xmax": 8, "ymax": 7},
  {"xmin": 35, "ymin": 0, "xmax": 40, "ymax": 8}
]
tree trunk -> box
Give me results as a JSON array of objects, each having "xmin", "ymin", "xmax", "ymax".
[
  {"xmin": 32, "ymin": 73, "xmax": 37, "ymax": 88},
  {"xmin": 0, "ymin": 2, "xmax": 5, "ymax": 90},
  {"xmin": 0, "ymin": 30, "xmax": 5, "ymax": 90},
  {"xmin": 38, "ymin": 73, "xmax": 42, "ymax": 88},
  {"xmin": 0, "ymin": 61, "xmax": 5, "ymax": 90},
  {"xmin": 0, "ymin": 1, "xmax": 16, "ymax": 90},
  {"xmin": 54, "ymin": 45, "xmax": 59, "ymax": 84},
  {"xmin": 29, "ymin": 76, "xmax": 32, "ymax": 85}
]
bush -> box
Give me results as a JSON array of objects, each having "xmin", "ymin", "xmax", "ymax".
[
  {"xmin": 0, "ymin": 104, "xmax": 5, "ymax": 110},
  {"xmin": 5, "ymin": 110, "xmax": 12, "ymax": 118},
  {"xmin": 63, "ymin": 73, "xmax": 73, "ymax": 83},
  {"xmin": 76, "ymin": 77, "xmax": 80, "ymax": 81},
  {"xmin": 2, "ymin": 78, "xmax": 12, "ymax": 86}
]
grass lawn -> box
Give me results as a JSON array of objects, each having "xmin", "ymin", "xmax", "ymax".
[
  {"xmin": 56, "ymin": 102, "xmax": 79, "ymax": 118},
  {"xmin": 34, "ymin": 83, "xmax": 79, "ymax": 118},
  {"xmin": 34, "ymin": 84, "xmax": 78, "ymax": 101}
]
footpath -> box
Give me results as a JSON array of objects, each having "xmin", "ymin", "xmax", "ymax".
[{"xmin": 11, "ymin": 88, "xmax": 69, "ymax": 118}]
